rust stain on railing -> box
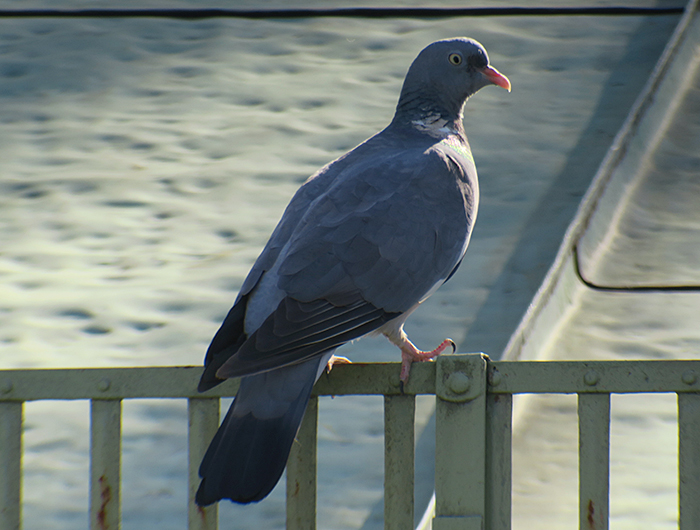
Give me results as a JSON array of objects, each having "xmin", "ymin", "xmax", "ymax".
[
  {"xmin": 97, "ymin": 475, "xmax": 112, "ymax": 530},
  {"xmin": 586, "ymin": 499, "xmax": 596, "ymax": 529}
]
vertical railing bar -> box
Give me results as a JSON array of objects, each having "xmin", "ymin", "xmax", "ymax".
[
  {"xmin": 287, "ymin": 395, "xmax": 318, "ymax": 530},
  {"xmin": 384, "ymin": 394, "xmax": 416, "ymax": 530},
  {"xmin": 678, "ymin": 392, "xmax": 700, "ymax": 530},
  {"xmin": 90, "ymin": 398, "xmax": 122, "ymax": 530},
  {"xmin": 188, "ymin": 397, "xmax": 220, "ymax": 530},
  {"xmin": 433, "ymin": 354, "xmax": 488, "ymax": 530},
  {"xmin": 485, "ymin": 393, "xmax": 512, "ymax": 530},
  {"xmin": 577, "ymin": 393, "xmax": 610, "ymax": 530},
  {"xmin": 0, "ymin": 401, "xmax": 22, "ymax": 530}
]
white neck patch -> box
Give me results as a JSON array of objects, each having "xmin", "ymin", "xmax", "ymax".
[{"xmin": 411, "ymin": 114, "xmax": 457, "ymax": 138}]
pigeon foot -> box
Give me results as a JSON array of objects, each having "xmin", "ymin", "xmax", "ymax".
[
  {"xmin": 399, "ymin": 338, "xmax": 456, "ymax": 383},
  {"xmin": 326, "ymin": 354, "xmax": 352, "ymax": 373}
]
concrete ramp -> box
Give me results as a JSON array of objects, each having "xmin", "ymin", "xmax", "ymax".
[{"xmin": 503, "ymin": 1, "xmax": 700, "ymax": 528}]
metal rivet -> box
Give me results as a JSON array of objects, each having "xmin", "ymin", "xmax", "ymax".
[
  {"xmin": 0, "ymin": 379, "xmax": 12, "ymax": 394},
  {"xmin": 447, "ymin": 372, "xmax": 470, "ymax": 394},
  {"xmin": 682, "ymin": 370, "xmax": 697, "ymax": 385},
  {"xmin": 584, "ymin": 370, "xmax": 599, "ymax": 386},
  {"xmin": 489, "ymin": 370, "xmax": 502, "ymax": 387},
  {"xmin": 97, "ymin": 378, "xmax": 111, "ymax": 392}
]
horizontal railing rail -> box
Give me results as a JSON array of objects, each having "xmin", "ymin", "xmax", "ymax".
[
  {"xmin": 3, "ymin": 358, "xmax": 700, "ymax": 400},
  {"xmin": 1, "ymin": 355, "xmax": 699, "ymax": 529}
]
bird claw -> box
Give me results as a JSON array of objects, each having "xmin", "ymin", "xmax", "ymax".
[
  {"xmin": 399, "ymin": 338, "xmax": 456, "ymax": 383},
  {"xmin": 326, "ymin": 354, "xmax": 352, "ymax": 373}
]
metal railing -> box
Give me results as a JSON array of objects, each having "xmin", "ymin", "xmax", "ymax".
[{"xmin": 1, "ymin": 354, "xmax": 699, "ymax": 530}]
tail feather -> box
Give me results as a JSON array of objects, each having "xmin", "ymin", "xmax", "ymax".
[{"xmin": 195, "ymin": 357, "xmax": 323, "ymax": 505}]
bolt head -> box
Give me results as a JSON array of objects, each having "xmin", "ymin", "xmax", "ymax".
[
  {"xmin": 0, "ymin": 378, "xmax": 12, "ymax": 394},
  {"xmin": 682, "ymin": 370, "xmax": 697, "ymax": 385},
  {"xmin": 447, "ymin": 372, "xmax": 470, "ymax": 394},
  {"xmin": 489, "ymin": 370, "xmax": 502, "ymax": 387},
  {"xmin": 583, "ymin": 370, "xmax": 599, "ymax": 386},
  {"xmin": 97, "ymin": 378, "xmax": 111, "ymax": 392}
]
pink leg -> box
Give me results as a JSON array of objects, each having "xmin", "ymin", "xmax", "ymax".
[{"xmin": 399, "ymin": 338, "xmax": 456, "ymax": 383}]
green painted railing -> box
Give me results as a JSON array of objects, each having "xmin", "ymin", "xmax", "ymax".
[{"xmin": 1, "ymin": 354, "xmax": 699, "ymax": 530}]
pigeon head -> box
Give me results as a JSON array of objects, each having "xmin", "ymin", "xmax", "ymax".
[{"xmin": 394, "ymin": 38, "xmax": 510, "ymax": 126}]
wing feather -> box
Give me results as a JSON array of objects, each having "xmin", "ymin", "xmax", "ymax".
[{"xmin": 217, "ymin": 297, "xmax": 400, "ymax": 378}]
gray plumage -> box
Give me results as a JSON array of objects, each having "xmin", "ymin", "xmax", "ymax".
[{"xmin": 195, "ymin": 37, "xmax": 510, "ymax": 505}]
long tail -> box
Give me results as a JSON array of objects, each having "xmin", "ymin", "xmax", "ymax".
[{"xmin": 195, "ymin": 356, "xmax": 325, "ymax": 505}]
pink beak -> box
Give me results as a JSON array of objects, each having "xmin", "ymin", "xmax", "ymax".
[{"xmin": 481, "ymin": 66, "xmax": 511, "ymax": 92}]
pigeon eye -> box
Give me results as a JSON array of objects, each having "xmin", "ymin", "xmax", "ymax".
[{"xmin": 448, "ymin": 53, "xmax": 463, "ymax": 66}]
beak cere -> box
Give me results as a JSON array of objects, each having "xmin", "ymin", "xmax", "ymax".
[{"xmin": 481, "ymin": 65, "xmax": 511, "ymax": 92}]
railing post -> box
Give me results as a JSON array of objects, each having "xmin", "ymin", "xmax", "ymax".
[
  {"xmin": 287, "ymin": 395, "xmax": 318, "ymax": 530},
  {"xmin": 678, "ymin": 393, "xmax": 700, "ymax": 530},
  {"xmin": 90, "ymin": 398, "xmax": 122, "ymax": 530},
  {"xmin": 578, "ymin": 393, "xmax": 610, "ymax": 530},
  {"xmin": 485, "ymin": 383, "xmax": 512, "ymax": 530},
  {"xmin": 188, "ymin": 397, "xmax": 219, "ymax": 530},
  {"xmin": 434, "ymin": 354, "xmax": 488, "ymax": 530},
  {"xmin": 0, "ymin": 401, "xmax": 22, "ymax": 530},
  {"xmin": 384, "ymin": 394, "xmax": 416, "ymax": 530}
]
